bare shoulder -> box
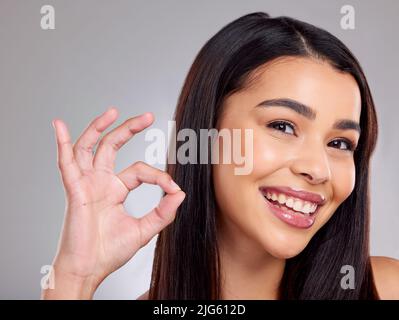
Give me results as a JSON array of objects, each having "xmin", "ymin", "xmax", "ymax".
[
  {"xmin": 136, "ymin": 290, "xmax": 149, "ymax": 300},
  {"xmin": 370, "ymin": 256, "xmax": 399, "ymax": 299}
]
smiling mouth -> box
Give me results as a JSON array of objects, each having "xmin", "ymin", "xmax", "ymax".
[
  {"xmin": 259, "ymin": 186, "xmax": 326, "ymax": 215},
  {"xmin": 259, "ymin": 186, "xmax": 325, "ymax": 228},
  {"xmin": 263, "ymin": 194, "xmax": 320, "ymax": 217},
  {"xmin": 263, "ymin": 193, "xmax": 319, "ymax": 216}
]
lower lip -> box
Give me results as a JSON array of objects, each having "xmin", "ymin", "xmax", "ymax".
[{"xmin": 262, "ymin": 194, "xmax": 319, "ymax": 229}]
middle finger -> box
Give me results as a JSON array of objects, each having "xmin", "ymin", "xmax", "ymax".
[
  {"xmin": 73, "ymin": 107, "xmax": 119, "ymax": 172},
  {"xmin": 93, "ymin": 112, "xmax": 154, "ymax": 172}
]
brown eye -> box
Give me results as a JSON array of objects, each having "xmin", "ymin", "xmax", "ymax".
[
  {"xmin": 267, "ymin": 120, "xmax": 296, "ymax": 135},
  {"xmin": 328, "ymin": 139, "xmax": 356, "ymax": 152}
]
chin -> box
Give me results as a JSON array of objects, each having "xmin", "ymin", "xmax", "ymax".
[
  {"xmin": 258, "ymin": 227, "xmax": 313, "ymax": 260},
  {"xmin": 264, "ymin": 241, "xmax": 308, "ymax": 260}
]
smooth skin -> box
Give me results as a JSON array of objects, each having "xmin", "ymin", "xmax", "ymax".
[
  {"xmin": 43, "ymin": 57, "xmax": 399, "ymax": 300},
  {"xmin": 42, "ymin": 109, "xmax": 185, "ymax": 299},
  {"xmin": 211, "ymin": 57, "xmax": 399, "ymax": 299}
]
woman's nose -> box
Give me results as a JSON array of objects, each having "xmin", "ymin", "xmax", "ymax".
[{"xmin": 290, "ymin": 143, "xmax": 331, "ymax": 185}]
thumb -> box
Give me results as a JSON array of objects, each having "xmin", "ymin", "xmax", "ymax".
[{"xmin": 137, "ymin": 191, "xmax": 186, "ymax": 246}]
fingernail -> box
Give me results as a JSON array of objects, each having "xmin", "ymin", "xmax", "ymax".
[{"xmin": 170, "ymin": 180, "xmax": 181, "ymax": 191}]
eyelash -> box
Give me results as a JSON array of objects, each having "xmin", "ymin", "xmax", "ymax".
[{"xmin": 266, "ymin": 120, "xmax": 357, "ymax": 152}]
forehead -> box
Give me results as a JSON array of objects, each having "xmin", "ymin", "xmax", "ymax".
[{"xmin": 238, "ymin": 57, "xmax": 362, "ymax": 121}]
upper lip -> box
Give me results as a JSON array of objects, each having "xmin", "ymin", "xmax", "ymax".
[{"xmin": 259, "ymin": 186, "xmax": 327, "ymax": 206}]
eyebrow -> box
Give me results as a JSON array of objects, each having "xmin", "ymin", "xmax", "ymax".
[{"xmin": 256, "ymin": 98, "xmax": 361, "ymax": 135}]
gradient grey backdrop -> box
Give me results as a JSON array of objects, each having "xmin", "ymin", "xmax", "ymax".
[{"xmin": 1, "ymin": 0, "xmax": 398, "ymax": 299}]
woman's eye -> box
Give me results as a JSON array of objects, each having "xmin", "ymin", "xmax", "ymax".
[
  {"xmin": 328, "ymin": 139, "xmax": 356, "ymax": 152},
  {"xmin": 267, "ymin": 121, "xmax": 295, "ymax": 135}
]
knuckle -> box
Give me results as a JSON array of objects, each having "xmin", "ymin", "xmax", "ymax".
[
  {"xmin": 73, "ymin": 143, "xmax": 94, "ymax": 155},
  {"xmin": 57, "ymin": 161, "xmax": 63, "ymax": 170},
  {"xmin": 100, "ymin": 135, "xmax": 120, "ymax": 152},
  {"xmin": 123, "ymin": 118, "xmax": 131, "ymax": 126},
  {"xmin": 57, "ymin": 159, "xmax": 69, "ymax": 171},
  {"xmin": 156, "ymin": 171, "xmax": 170, "ymax": 186},
  {"xmin": 126, "ymin": 119, "xmax": 140, "ymax": 133},
  {"xmin": 58, "ymin": 140, "xmax": 72, "ymax": 149},
  {"xmin": 161, "ymin": 172, "xmax": 172, "ymax": 182},
  {"xmin": 134, "ymin": 161, "xmax": 147, "ymax": 170}
]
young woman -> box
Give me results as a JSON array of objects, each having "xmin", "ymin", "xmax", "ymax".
[{"xmin": 42, "ymin": 12, "xmax": 399, "ymax": 300}]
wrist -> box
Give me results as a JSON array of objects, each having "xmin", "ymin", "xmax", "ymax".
[{"xmin": 41, "ymin": 264, "xmax": 102, "ymax": 300}]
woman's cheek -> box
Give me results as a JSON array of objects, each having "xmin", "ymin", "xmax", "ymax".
[
  {"xmin": 331, "ymin": 160, "xmax": 356, "ymax": 203},
  {"xmin": 252, "ymin": 134, "xmax": 295, "ymax": 174}
]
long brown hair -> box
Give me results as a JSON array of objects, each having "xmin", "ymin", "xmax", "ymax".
[{"xmin": 149, "ymin": 12, "xmax": 379, "ymax": 299}]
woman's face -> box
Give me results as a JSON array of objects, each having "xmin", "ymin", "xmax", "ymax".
[{"xmin": 213, "ymin": 57, "xmax": 361, "ymax": 259}]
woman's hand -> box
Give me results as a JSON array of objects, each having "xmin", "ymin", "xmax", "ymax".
[{"xmin": 42, "ymin": 108, "xmax": 185, "ymax": 299}]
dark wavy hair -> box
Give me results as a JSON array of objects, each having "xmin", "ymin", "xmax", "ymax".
[{"xmin": 148, "ymin": 12, "xmax": 379, "ymax": 299}]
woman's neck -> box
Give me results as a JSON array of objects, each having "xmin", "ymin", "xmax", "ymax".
[{"xmin": 217, "ymin": 215, "xmax": 286, "ymax": 300}]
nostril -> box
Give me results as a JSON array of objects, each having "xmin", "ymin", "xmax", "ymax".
[
  {"xmin": 300, "ymin": 172, "xmax": 328, "ymax": 185},
  {"xmin": 301, "ymin": 173, "xmax": 313, "ymax": 179}
]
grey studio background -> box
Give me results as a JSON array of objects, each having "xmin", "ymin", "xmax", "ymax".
[{"xmin": 0, "ymin": 0, "xmax": 398, "ymax": 299}]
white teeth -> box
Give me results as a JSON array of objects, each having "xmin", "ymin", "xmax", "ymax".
[
  {"xmin": 285, "ymin": 198, "xmax": 294, "ymax": 208},
  {"xmin": 293, "ymin": 200, "xmax": 303, "ymax": 212},
  {"xmin": 302, "ymin": 203, "xmax": 311, "ymax": 214},
  {"xmin": 264, "ymin": 191, "xmax": 318, "ymax": 215},
  {"xmin": 277, "ymin": 193, "xmax": 286, "ymax": 204}
]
